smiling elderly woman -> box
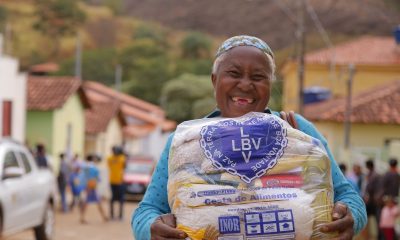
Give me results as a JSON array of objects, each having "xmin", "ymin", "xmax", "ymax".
[{"xmin": 131, "ymin": 35, "xmax": 367, "ymax": 240}]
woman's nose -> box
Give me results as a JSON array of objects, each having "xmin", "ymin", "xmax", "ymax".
[{"xmin": 236, "ymin": 77, "xmax": 254, "ymax": 91}]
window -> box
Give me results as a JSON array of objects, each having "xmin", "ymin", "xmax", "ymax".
[
  {"xmin": 3, "ymin": 151, "xmax": 19, "ymax": 169},
  {"xmin": 2, "ymin": 100, "xmax": 12, "ymax": 137},
  {"xmin": 19, "ymin": 152, "xmax": 32, "ymax": 173}
]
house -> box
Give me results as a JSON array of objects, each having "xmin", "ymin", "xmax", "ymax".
[
  {"xmin": 303, "ymin": 81, "xmax": 400, "ymax": 168},
  {"xmin": 282, "ymin": 36, "xmax": 400, "ymax": 112},
  {"xmin": 281, "ymin": 34, "xmax": 400, "ymax": 165},
  {"xmin": 26, "ymin": 76, "xmax": 90, "ymax": 164},
  {"xmin": 84, "ymin": 98, "xmax": 126, "ymax": 160},
  {"xmin": 82, "ymin": 81, "xmax": 176, "ymax": 162},
  {"xmin": 0, "ymin": 54, "xmax": 26, "ymax": 142}
]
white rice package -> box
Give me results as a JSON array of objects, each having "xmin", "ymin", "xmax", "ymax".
[{"xmin": 168, "ymin": 112, "xmax": 336, "ymax": 240}]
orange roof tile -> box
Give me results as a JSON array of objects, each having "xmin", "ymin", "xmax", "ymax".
[
  {"xmin": 85, "ymin": 100, "xmax": 125, "ymax": 134},
  {"xmin": 304, "ymin": 80, "xmax": 400, "ymax": 124},
  {"xmin": 305, "ymin": 36, "xmax": 400, "ymax": 65},
  {"xmin": 123, "ymin": 124, "xmax": 155, "ymax": 138},
  {"xmin": 82, "ymin": 81, "xmax": 164, "ymax": 116},
  {"xmin": 29, "ymin": 62, "xmax": 60, "ymax": 73},
  {"xmin": 82, "ymin": 81, "xmax": 176, "ymax": 129},
  {"xmin": 27, "ymin": 76, "xmax": 88, "ymax": 110}
]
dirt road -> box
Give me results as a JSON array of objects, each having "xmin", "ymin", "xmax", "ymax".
[{"xmin": 4, "ymin": 201, "xmax": 138, "ymax": 240}]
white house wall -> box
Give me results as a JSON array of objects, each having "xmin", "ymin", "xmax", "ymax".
[
  {"xmin": 0, "ymin": 55, "xmax": 26, "ymax": 142},
  {"xmin": 123, "ymin": 128, "xmax": 171, "ymax": 162},
  {"xmin": 147, "ymin": 128, "xmax": 171, "ymax": 162}
]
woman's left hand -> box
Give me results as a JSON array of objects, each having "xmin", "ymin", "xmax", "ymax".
[
  {"xmin": 280, "ymin": 112, "xmax": 355, "ymax": 238},
  {"xmin": 279, "ymin": 111, "xmax": 299, "ymax": 129},
  {"xmin": 321, "ymin": 202, "xmax": 354, "ymax": 240}
]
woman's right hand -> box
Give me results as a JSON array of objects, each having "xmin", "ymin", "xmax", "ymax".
[{"xmin": 150, "ymin": 214, "xmax": 188, "ymax": 239}]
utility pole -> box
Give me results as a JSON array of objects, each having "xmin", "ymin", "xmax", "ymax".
[
  {"xmin": 75, "ymin": 32, "xmax": 82, "ymax": 81},
  {"xmin": 114, "ymin": 64, "xmax": 123, "ymax": 148},
  {"xmin": 115, "ymin": 64, "xmax": 122, "ymax": 93},
  {"xmin": 0, "ymin": 33, "xmax": 3, "ymax": 56},
  {"xmin": 5, "ymin": 23, "xmax": 11, "ymax": 55},
  {"xmin": 297, "ymin": 0, "xmax": 306, "ymax": 114},
  {"xmin": 344, "ymin": 64, "xmax": 355, "ymax": 149}
]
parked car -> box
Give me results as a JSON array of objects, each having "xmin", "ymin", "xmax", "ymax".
[
  {"xmin": 0, "ymin": 139, "xmax": 56, "ymax": 240},
  {"xmin": 123, "ymin": 157, "xmax": 154, "ymax": 197}
]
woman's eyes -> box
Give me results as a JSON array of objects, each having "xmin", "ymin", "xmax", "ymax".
[
  {"xmin": 251, "ymin": 74, "xmax": 267, "ymax": 81},
  {"xmin": 228, "ymin": 71, "xmax": 241, "ymax": 78},
  {"xmin": 226, "ymin": 71, "xmax": 267, "ymax": 81}
]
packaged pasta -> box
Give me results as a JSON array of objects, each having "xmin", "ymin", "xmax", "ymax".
[{"xmin": 168, "ymin": 112, "xmax": 336, "ymax": 240}]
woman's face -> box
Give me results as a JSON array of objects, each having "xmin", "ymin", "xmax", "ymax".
[{"xmin": 212, "ymin": 46, "xmax": 272, "ymax": 118}]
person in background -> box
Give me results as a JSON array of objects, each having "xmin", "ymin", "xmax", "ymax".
[
  {"xmin": 132, "ymin": 35, "xmax": 367, "ymax": 239},
  {"xmin": 69, "ymin": 153, "xmax": 83, "ymax": 171},
  {"xmin": 339, "ymin": 163, "xmax": 360, "ymax": 193},
  {"xmin": 380, "ymin": 158, "xmax": 400, "ymax": 199},
  {"xmin": 69, "ymin": 161, "xmax": 85, "ymax": 212},
  {"xmin": 107, "ymin": 146, "xmax": 126, "ymax": 220},
  {"xmin": 361, "ymin": 159, "xmax": 381, "ymax": 239},
  {"xmin": 379, "ymin": 196, "xmax": 399, "ymax": 240},
  {"xmin": 80, "ymin": 154, "xmax": 108, "ymax": 223},
  {"xmin": 376, "ymin": 158, "xmax": 400, "ymax": 240},
  {"xmin": 57, "ymin": 153, "xmax": 69, "ymax": 213},
  {"xmin": 346, "ymin": 163, "xmax": 363, "ymax": 195},
  {"xmin": 35, "ymin": 143, "xmax": 50, "ymax": 169}
]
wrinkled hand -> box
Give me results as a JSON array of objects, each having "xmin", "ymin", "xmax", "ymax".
[
  {"xmin": 150, "ymin": 214, "xmax": 188, "ymax": 240},
  {"xmin": 280, "ymin": 111, "xmax": 299, "ymax": 129},
  {"xmin": 321, "ymin": 202, "xmax": 354, "ymax": 240}
]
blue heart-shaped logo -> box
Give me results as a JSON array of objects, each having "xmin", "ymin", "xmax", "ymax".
[{"xmin": 200, "ymin": 114, "xmax": 288, "ymax": 183}]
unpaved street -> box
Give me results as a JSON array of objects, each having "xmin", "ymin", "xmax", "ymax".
[{"xmin": 4, "ymin": 201, "xmax": 138, "ymax": 240}]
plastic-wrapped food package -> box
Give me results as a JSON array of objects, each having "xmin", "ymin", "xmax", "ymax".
[{"xmin": 168, "ymin": 112, "xmax": 335, "ymax": 240}]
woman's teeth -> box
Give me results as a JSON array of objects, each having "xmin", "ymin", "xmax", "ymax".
[{"xmin": 232, "ymin": 97, "xmax": 254, "ymax": 104}]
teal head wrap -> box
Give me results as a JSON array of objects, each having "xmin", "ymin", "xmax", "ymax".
[{"xmin": 215, "ymin": 35, "xmax": 274, "ymax": 59}]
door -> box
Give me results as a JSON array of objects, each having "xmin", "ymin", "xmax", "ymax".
[{"xmin": 2, "ymin": 100, "xmax": 12, "ymax": 137}]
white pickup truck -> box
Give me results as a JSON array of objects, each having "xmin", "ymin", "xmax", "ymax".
[{"xmin": 0, "ymin": 139, "xmax": 56, "ymax": 240}]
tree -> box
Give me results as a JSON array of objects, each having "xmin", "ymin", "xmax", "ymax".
[
  {"xmin": 57, "ymin": 48, "xmax": 118, "ymax": 85},
  {"xmin": 180, "ymin": 31, "xmax": 212, "ymax": 59},
  {"xmin": 133, "ymin": 23, "xmax": 168, "ymax": 47},
  {"xmin": 0, "ymin": 6, "xmax": 7, "ymax": 32},
  {"xmin": 174, "ymin": 58, "xmax": 213, "ymax": 76},
  {"xmin": 119, "ymin": 39, "xmax": 171, "ymax": 104},
  {"xmin": 33, "ymin": 0, "xmax": 86, "ymax": 58},
  {"xmin": 161, "ymin": 74, "xmax": 214, "ymax": 122},
  {"xmin": 269, "ymin": 77, "xmax": 283, "ymax": 111}
]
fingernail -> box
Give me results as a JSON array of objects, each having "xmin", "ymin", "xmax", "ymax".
[
  {"xmin": 321, "ymin": 226, "xmax": 328, "ymax": 232},
  {"xmin": 179, "ymin": 233, "xmax": 186, "ymax": 238},
  {"xmin": 333, "ymin": 213, "xmax": 340, "ymax": 219}
]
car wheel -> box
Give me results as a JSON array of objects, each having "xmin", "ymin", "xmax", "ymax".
[{"xmin": 34, "ymin": 203, "xmax": 55, "ymax": 240}]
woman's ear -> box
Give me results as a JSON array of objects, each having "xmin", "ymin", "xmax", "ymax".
[{"xmin": 211, "ymin": 73, "xmax": 217, "ymax": 88}]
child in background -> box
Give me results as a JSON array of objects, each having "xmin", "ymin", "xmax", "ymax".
[
  {"xmin": 380, "ymin": 195, "xmax": 400, "ymax": 240},
  {"xmin": 80, "ymin": 154, "xmax": 108, "ymax": 223},
  {"xmin": 68, "ymin": 162, "xmax": 85, "ymax": 212}
]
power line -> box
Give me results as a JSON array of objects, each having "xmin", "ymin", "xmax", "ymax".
[
  {"xmin": 304, "ymin": 0, "xmax": 333, "ymax": 48},
  {"xmin": 296, "ymin": 0, "xmax": 306, "ymax": 115},
  {"xmin": 272, "ymin": 0, "xmax": 297, "ymax": 24},
  {"xmin": 304, "ymin": 0, "xmax": 336, "ymax": 83}
]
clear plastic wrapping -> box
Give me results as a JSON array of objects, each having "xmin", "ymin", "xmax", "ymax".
[{"xmin": 168, "ymin": 112, "xmax": 336, "ymax": 239}]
